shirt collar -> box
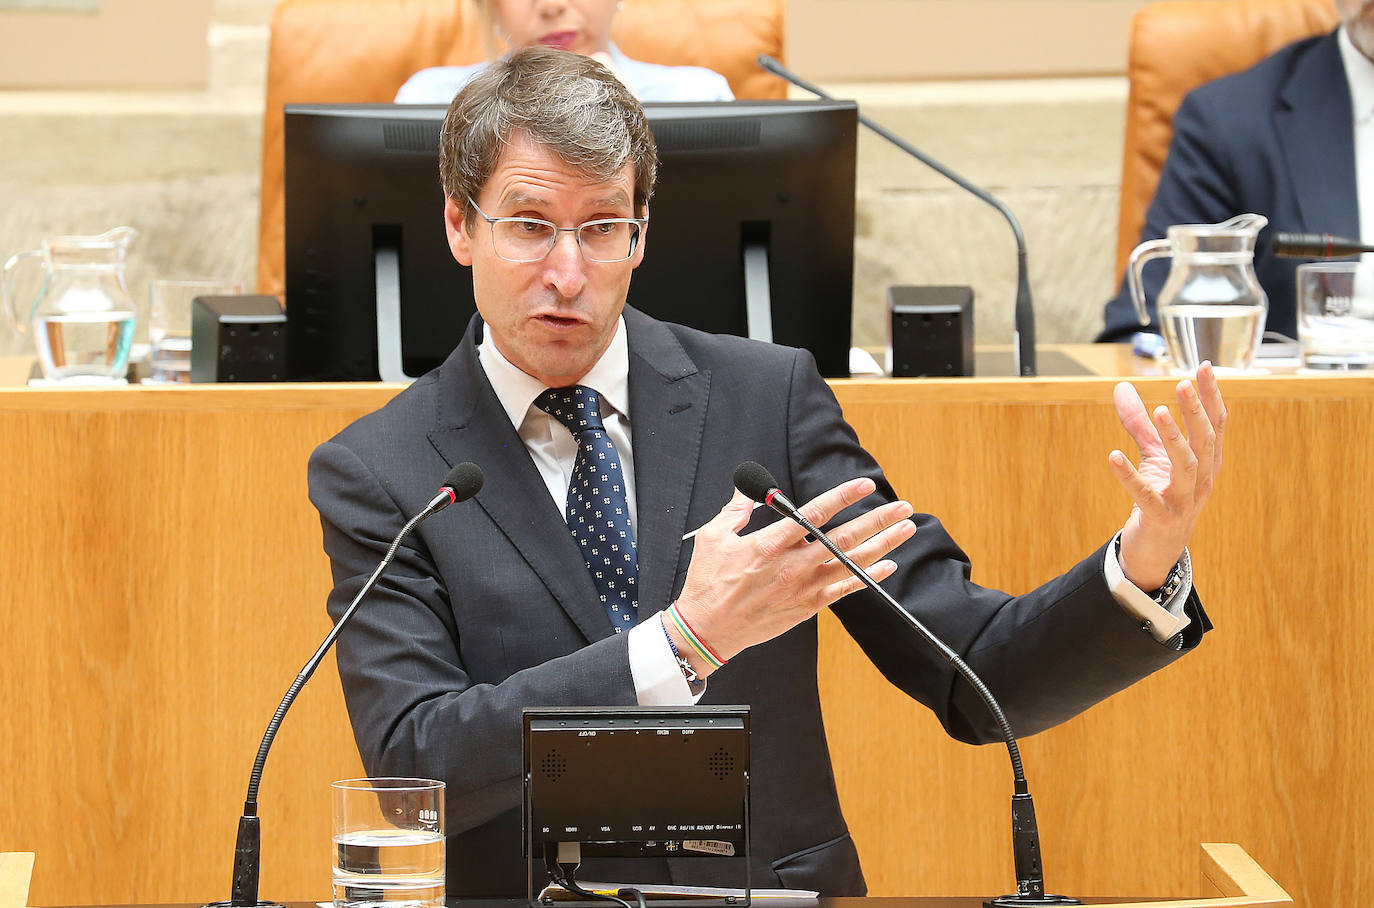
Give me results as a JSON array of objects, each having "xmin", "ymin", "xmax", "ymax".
[
  {"xmin": 606, "ymin": 42, "xmax": 631, "ymax": 73},
  {"xmin": 1339, "ymin": 25, "xmax": 1374, "ymax": 124},
  {"xmin": 477, "ymin": 315, "xmax": 631, "ymax": 430}
]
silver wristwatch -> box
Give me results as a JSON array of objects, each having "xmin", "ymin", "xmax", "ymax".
[{"xmin": 1152, "ymin": 559, "xmax": 1186, "ymax": 604}]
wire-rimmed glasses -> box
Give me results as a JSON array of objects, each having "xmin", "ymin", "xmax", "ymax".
[{"xmin": 467, "ymin": 198, "xmax": 647, "ymax": 264}]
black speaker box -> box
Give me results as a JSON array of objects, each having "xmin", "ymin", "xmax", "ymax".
[
  {"xmin": 190, "ymin": 295, "xmax": 287, "ymax": 382},
  {"xmin": 888, "ymin": 285, "xmax": 975, "ymax": 377}
]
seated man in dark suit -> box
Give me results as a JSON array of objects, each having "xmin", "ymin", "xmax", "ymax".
[
  {"xmin": 309, "ymin": 47, "xmax": 1228, "ymax": 898},
  {"xmin": 1100, "ymin": 0, "xmax": 1372, "ymax": 342}
]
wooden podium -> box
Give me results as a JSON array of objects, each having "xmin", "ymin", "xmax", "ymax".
[
  {"xmin": 0, "ymin": 854, "xmax": 35, "ymax": 908},
  {"xmin": 831, "ymin": 845, "xmax": 1292, "ymax": 908},
  {"xmin": 1190, "ymin": 845, "xmax": 1290, "ymax": 908},
  {"xmin": 0, "ymin": 372, "xmax": 1368, "ymax": 907},
  {"xmin": 1, "ymin": 844, "xmax": 1295, "ymax": 908}
]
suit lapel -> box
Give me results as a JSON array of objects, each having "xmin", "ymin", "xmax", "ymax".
[
  {"xmin": 623, "ymin": 307, "xmax": 710, "ymax": 619},
  {"xmin": 1275, "ymin": 32, "xmax": 1360, "ymax": 238},
  {"xmin": 426, "ymin": 319, "xmax": 614, "ymax": 645}
]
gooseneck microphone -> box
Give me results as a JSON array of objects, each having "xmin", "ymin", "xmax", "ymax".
[
  {"xmin": 1271, "ymin": 232, "xmax": 1374, "ymax": 259},
  {"xmin": 757, "ymin": 54, "xmax": 1037, "ymax": 377},
  {"xmin": 732, "ymin": 462, "xmax": 1077, "ymax": 908},
  {"xmin": 204, "ymin": 462, "xmax": 484, "ymax": 908}
]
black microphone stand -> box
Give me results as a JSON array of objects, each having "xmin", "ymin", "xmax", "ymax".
[
  {"xmin": 735, "ymin": 464, "xmax": 1076, "ymax": 907},
  {"xmin": 758, "ymin": 54, "xmax": 1037, "ymax": 377},
  {"xmin": 203, "ymin": 466, "xmax": 482, "ymax": 908}
]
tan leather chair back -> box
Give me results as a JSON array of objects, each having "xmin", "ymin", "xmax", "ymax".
[
  {"xmin": 1115, "ymin": 0, "xmax": 1339, "ymax": 282},
  {"xmin": 257, "ymin": 0, "xmax": 787, "ymax": 298}
]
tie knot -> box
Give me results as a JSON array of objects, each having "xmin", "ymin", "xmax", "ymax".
[{"xmin": 535, "ymin": 385, "xmax": 606, "ymax": 435}]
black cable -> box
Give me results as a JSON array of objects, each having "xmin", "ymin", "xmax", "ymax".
[
  {"xmin": 543, "ymin": 849, "xmax": 637, "ymax": 908},
  {"xmin": 617, "ymin": 888, "xmax": 649, "ymax": 908}
]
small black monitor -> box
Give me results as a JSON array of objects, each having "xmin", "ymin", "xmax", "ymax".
[
  {"xmin": 522, "ymin": 706, "xmax": 751, "ymax": 908},
  {"xmin": 283, "ymin": 99, "xmax": 857, "ymax": 381}
]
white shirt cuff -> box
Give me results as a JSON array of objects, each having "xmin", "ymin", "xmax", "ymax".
[
  {"xmin": 628, "ymin": 612, "xmax": 706, "ymax": 705},
  {"xmin": 1103, "ymin": 530, "xmax": 1193, "ymax": 643}
]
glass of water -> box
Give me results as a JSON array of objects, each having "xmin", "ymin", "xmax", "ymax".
[
  {"xmin": 146, "ymin": 279, "xmax": 242, "ymax": 383},
  {"xmin": 332, "ymin": 777, "xmax": 445, "ymax": 908},
  {"xmin": 1297, "ymin": 261, "xmax": 1374, "ymax": 371}
]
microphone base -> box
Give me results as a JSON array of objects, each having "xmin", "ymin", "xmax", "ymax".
[
  {"xmin": 984, "ymin": 895, "xmax": 1082, "ymax": 908},
  {"xmin": 201, "ymin": 900, "xmax": 288, "ymax": 908}
]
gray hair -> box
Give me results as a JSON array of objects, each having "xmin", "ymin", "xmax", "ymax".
[{"xmin": 439, "ymin": 46, "xmax": 658, "ymax": 223}]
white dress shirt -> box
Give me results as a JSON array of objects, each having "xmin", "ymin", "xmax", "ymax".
[
  {"xmin": 1339, "ymin": 26, "xmax": 1374, "ymax": 244},
  {"xmin": 395, "ymin": 42, "xmax": 733, "ymax": 105},
  {"xmin": 476, "ymin": 318, "xmax": 1195, "ymax": 707},
  {"xmin": 477, "ymin": 317, "xmax": 690, "ymax": 703}
]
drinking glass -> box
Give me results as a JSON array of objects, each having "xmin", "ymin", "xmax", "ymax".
[
  {"xmin": 331, "ymin": 777, "xmax": 445, "ymax": 908},
  {"xmin": 1297, "ymin": 261, "xmax": 1374, "ymax": 371},
  {"xmin": 146, "ymin": 279, "xmax": 242, "ymax": 383}
]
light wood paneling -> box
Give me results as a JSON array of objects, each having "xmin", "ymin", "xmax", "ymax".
[
  {"xmin": 1200, "ymin": 843, "xmax": 1291, "ymax": 903},
  {"xmin": 0, "ymin": 0, "xmax": 213, "ymax": 89},
  {"xmin": 0, "ymin": 853, "xmax": 35, "ymax": 908},
  {"xmin": 0, "ymin": 375, "xmax": 1367, "ymax": 906},
  {"xmin": 786, "ymin": 0, "xmax": 1157, "ymax": 80},
  {"xmin": 821, "ymin": 374, "xmax": 1373, "ymax": 906},
  {"xmin": 0, "ymin": 385, "xmax": 392, "ymax": 906}
]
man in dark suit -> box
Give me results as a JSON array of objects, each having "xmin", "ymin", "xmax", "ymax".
[
  {"xmin": 1099, "ymin": 2, "xmax": 1371, "ymax": 342},
  {"xmin": 310, "ymin": 47, "xmax": 1227, "ymax": 898}
]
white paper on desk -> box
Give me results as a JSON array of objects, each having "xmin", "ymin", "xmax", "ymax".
[{"xmin": 539, "ymin": 881, "xmax": 819, "ymax": 903}]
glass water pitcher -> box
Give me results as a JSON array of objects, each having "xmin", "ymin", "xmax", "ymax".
[
  {"xmin": 1128, "ymin": 213, "xmax": 1269, "ymax": 373},
  {"xmin": 2, "ymin": 226, "xmax": 139, "ymax": 383}
]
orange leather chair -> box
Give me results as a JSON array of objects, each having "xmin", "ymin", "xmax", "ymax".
[
  {"xmin": 1114, "ymin": 0, "xmax": 1339, "ymax": 283},
  {"xmin": 256, "ymin": 0, "xmax": 787, "ymax": 299}
]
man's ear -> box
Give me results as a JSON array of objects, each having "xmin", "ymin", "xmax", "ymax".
[
  {"xmin": 444, "ymin": 195, "xmax": 473, "ymax": 266},
  {"xmin": 630, "ymin": 203, "xmax": 648, "ymax": 270}
]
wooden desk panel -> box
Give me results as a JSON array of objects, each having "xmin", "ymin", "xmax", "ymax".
[
  {"xmin": 0, "ymin": 376, "xmax": 1367, "ymax": 907},
  {"xmin": 822, "ymin": 375, "xmax": 1374, "ymax": 907}
]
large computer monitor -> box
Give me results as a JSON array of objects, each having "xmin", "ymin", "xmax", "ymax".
[{"xmin": 283, "ymin": 99, "xmax": 857, "ymax": 381}]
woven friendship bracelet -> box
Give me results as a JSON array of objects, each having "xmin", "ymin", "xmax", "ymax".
[
  {"xmin": 660, "ymin": 613, "xmax": 683, "ymax": 659},
  {"xmin": 660, "ymin": 612, "xmax": 705, "ymax": 688},
  {"xmin": 666, "ymin": 602, "xmax": 725, "ymax": 669}
]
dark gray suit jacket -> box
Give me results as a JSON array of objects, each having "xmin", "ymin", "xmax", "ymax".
[
  {"xmin": 1100, "ymin": 30, "xmax": 1359, "ymax": 342},
  {"xmin": 308, "ymin": 307, "xmax": 1207, "ymax": 897}
]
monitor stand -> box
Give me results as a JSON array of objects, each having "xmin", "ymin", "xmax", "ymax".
[
  {"xmin": 742, "ymin": 242, "xmax": 774, "ymax": 345},
  {"xmin": 374, "ymin": 243, "xmax": 414, "ymax": 383}
]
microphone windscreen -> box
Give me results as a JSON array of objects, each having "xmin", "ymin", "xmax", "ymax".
[
  {"xmin": 1271, "ymin": 232, "xmax": 1326, "ymax": 257},
  {"xmin": 733, "ymin": 461, "xmax": 778, "ymax": 503},
  {"xmin": 442, "ymin": 462, "xmax": 485, "ymax": 502},
  {"xmin": 1272, "ymin": 232, "xmax": 1373, "ymax": 258}
]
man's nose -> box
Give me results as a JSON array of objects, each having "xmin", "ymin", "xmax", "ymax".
[{"xmin": 541, "ymin": 231, "xmax": 587, "ymax": 297}]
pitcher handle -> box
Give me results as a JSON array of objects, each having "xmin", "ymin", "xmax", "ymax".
[
  {"xmin": 1127, "ymin": 238, "xmax": 1172, "ymax": 327},
  {"xmin": 1, "ymin": 249, "xmax": 43, "ymax": 335}
]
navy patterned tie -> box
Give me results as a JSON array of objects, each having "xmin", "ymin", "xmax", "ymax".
[{"xmin": 535, "ymin": 386, "xmax": 638, "ymax": 632}]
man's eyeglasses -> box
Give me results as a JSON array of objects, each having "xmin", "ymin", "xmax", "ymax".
[{"xmin": 467, "ymin": 198, "xmax": 648, "ymax": 264}]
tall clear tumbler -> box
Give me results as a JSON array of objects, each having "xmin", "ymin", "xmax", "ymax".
[
  {"xmin": 146, "ymin": 279, "xmax": 243, "ymax": 383},
  {"xmin": 1297, "ymin": 260, "xmax": 1374, "ymax": 370},
  {"xmin": 332, "ymin": 777, "xmax": 445, "ymax": 908}
]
